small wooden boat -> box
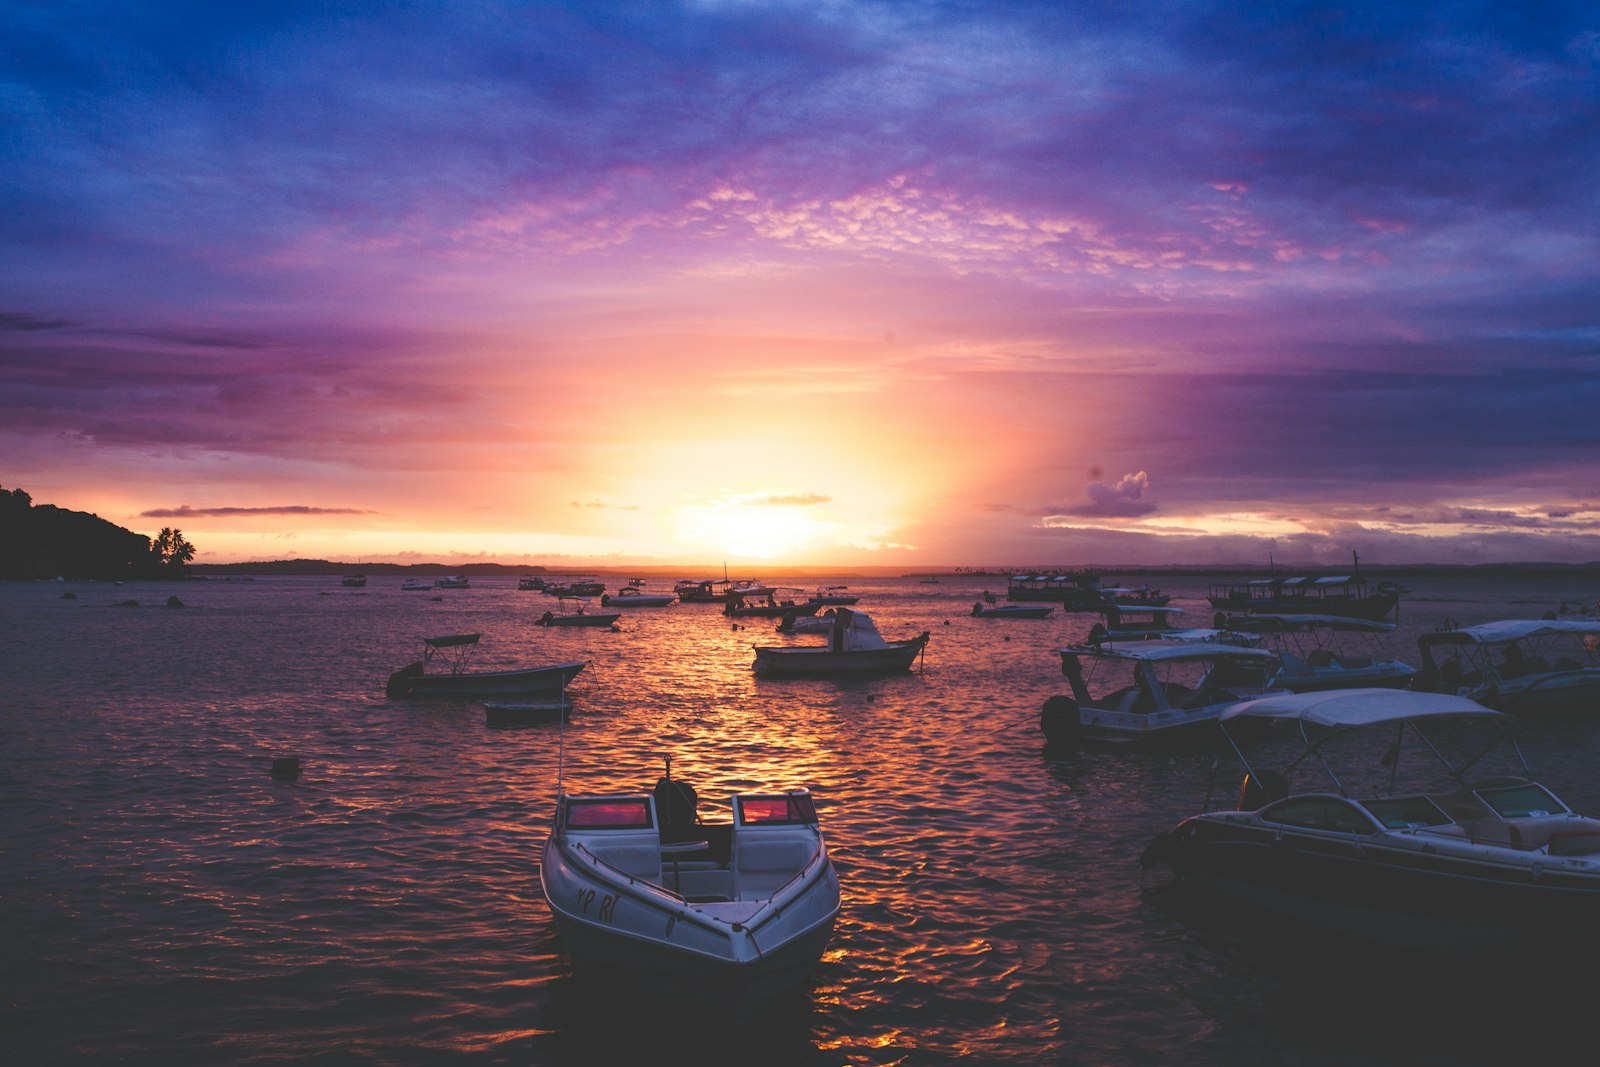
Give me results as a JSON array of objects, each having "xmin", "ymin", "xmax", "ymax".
[
  {"xmin": 537, "ymin": 597, "xmax": 622, "ymax": 628},
  {"xmin": 812, "ymin": 585, "xmax": 861, "ymax": 605},
  {"xmin": 385, "ymin": 633, "xmax": 587, "ymax": 697},
  {"xmin": 540, "ymin": 763, "xmax": 840, "ymax": 1012},
  {"xmin": 751, "ymin": 608, "xmax": 929, "ymax": 677},
  {"xmin": 484, "ymin": 700, "xmax": 571, "ymax": 726}
]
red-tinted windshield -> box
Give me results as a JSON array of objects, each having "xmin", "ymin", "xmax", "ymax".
[
  {"xmin": 739, "ymin": 793, "xmax": 818, "ymax": 825},
  {"xmin": 565, "ymin": 799, "xmax": 653, "ymax": 829}
]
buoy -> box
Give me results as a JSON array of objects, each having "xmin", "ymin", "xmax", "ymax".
[
  {"xmin": 271, "ymin": 757, "xmax": 301, "ymax": 780},
  {"xmin": 1040, "ymin": 695, "xmax": 1080, "ymax": 746}
]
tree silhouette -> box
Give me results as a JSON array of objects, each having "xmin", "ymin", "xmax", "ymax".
[{"xmin": 153, "ymin": 527, "xmax": 196, "ymax": 573}]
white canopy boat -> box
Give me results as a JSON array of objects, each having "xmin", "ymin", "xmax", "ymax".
[
  {"xmin": 1041, "ymin": 639, "xmax": 1284, "ymax": 746},
  {"xmin": 385, "ymin": 633, "xmax": 588, "ymax": 697},
  {"xmin": 536, "ymin": 597, "xmax": 622, "ymax": 628},
  {"xmin": 1140, "ymin": 688, "xmax": 1600, "ymax": 960},
  {"xmin": 540, "ymin": 765, "xmax": 841, "ymax": 1012},
  {"xmin": 1218, "ymin": 613, "xmax": 1416, "ymax": 691},
  {"xmin": 1416, "ymin": 619, "xmax": 1600, "ymax": 715},
  {"xmin": 751, "ymin": 608, "xmax": 930, "ymax": 678}
]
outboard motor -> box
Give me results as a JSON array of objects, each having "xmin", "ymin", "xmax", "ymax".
[
  {"xmin": 653, "ymin": 758, "xmax": 700, "ymax": 842},
  {"xmin": 1039, "ymin": 696, "xmax": 1080, "ymax": 747},
  {"xmin": 385, "ymin": 661, "xmax": 423, "ymax": 698}
]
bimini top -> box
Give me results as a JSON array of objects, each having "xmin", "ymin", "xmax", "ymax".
[
  {"xmin": 1220, "ymin": 688, "xmax": 1502, "ymax": 727},
  {"xmin": 1420, "ymin": 619, "xmax": 1600, "ymax": 647},
  {"xmin": 1061, "ymin": 639, "xmax": 1277, "ymax": 663},
  {"xmin": 1226, "ymin": 614, "xmax": 1396, "ymax": 633}
]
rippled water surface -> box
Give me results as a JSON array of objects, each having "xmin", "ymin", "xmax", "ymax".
[{"xmin": 6, "ymin": 573, "xmax": 1600, "ymax": 1065}]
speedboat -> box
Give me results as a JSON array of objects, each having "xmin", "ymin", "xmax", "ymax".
[
  {"xmin": 971, "ymin": 600, "xmax": 1054, "ymax": 619},
  {"xmin": 537, "ymin": 597, "xmax": 621, "ymax": 628},
  {"xmin": 751, "ymin": 608, "xmax": 929, "ymax": 678},
  {"xmin": 1084, "ymin": 604, "xmax": 1188, "ymax": 642},
  {"xmin": 812, "ymin": 585, "xmax": 861, "ymax": 605},
  {"xmin": 600, "ymin": 587, "xmax": 676, "ymax": 608},
  {"xmin": 401, "ymin": 578, "xmax": 433, "ymax": 591},
  {"xmin": 1140, "ymin": 688, "xmax": 1600, "ymax": 960},
  {"xmin": 1416, "ymin": 619, "xmax": 1600, "ymax": 714},
  {"xmin": 1040, "ymin": 639, "xmax": 1283, "ymax": 746},
  {"xmin": 1219, "ymin": 613, "xmax": 1416, "ymax": 691},
  {"xmin": 385, "ymin": 633, "xmax": 587, "ymax": 697},
  {"xmin": 545, "ymin": 578, "xmax": 605, "ymax": 597},
  {"xmin": 540, "ymin": 764, "xmax": 841, "ymax": 1012}
]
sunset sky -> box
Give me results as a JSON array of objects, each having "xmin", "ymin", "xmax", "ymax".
[{"xmin": 4, "ymin": 2, "xmax": 1598, "ymax": 568}]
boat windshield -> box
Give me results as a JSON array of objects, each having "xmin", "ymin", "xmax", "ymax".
[
  {"xmin": 1360, "ymin": 795, "xmax": 1453, "ymax": 830},
  {"xmin": 1476, "ymin": 783, "xmax": 1568, "ymax": 819},
  {"xmin": 739, "ymin": 793, "xmax": 819, "ymax": 825},
  {"xmin": 565, "ymin": 798, "xmax": 654, "ymax": 830}
]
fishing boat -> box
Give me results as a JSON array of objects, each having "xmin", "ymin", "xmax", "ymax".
[
  {"xmin": 600, "ymin": 587, "xmax": 676, "ymax": 608},
  {"xmin": 1005, "ymin": 570, "xmax": 1110, "ymax": 609},
  {"xmin": 385, "ymin": 633, "xmax": 587, "ymax": 697},
  {"xmin": 1102, "ymin": 584, "xmax": 1172, "ymax": 608},
  {"xmin": 517, "ymin": 576, "xmax": 548, "ymax": 591},
  {"xmin": 545, "ymin": 578, "xmax": 605, "ymax": 597},
  {"xmin": 1084, "ymin": 604, "xmax": 1189, "ymax": 642},
  {"xmin": 341, "ymin": 574, "xmax": 367, "ymax": 588},
  {"xmin": 971, "ymin": 599, "xmax": 1054, "ymax": 619},
  {"xmin": 724, "ymin": 587, "xmax": 821, "ymax": 618},
  {"xmin": 811, "ymin": 585, "xmax": 861, "ymax": 605},
  {"xmin": 435, "ymin": 575, "xmax": 470, "ymax": 589},
  {"xmin": 751, "ymin": 608, "xmax": 929, "ymax": 678},
  {"xmin": 1040, "ymin": 639, "xmax": 1283, "ymax": 746},
  {"xmin": 1415, "ymin": 619, "xmax": 1600, "ymax": 715},
  {"xmin": 1139, "ymin": 688, "xmax": 1600, "ymax": 960},
  {"xmin": 1219, "ymin": 613, "xmax": 1416, "ymax": 692},
  {"xmin": 673, "ymin": 577, "xmax": 771, "ymax": 603},
  {"xmin": 540, "ymin": 761, "xmax": 841, "ymax": 1012},
  {"xmin": 537, "ymin": 597, "xmax": 621, "ymax": 628},
  {"xmin": 401, "ymin": 578, "xmax": 433, "ymax": 591}
]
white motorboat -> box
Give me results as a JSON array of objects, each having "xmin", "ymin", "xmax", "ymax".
[
  {"xmin": 1416, "ymin": 619, "xmax": 1600, "ymax": 714},
  {"xmin": 600, "ymin": 587, "xmax": 676, "ymax": 608},
  {"xmin": 401, "ymin": 578, "xmax": 433, "ymax": 591},
  {"xmin": 1040, "ymin": 639, "xmax": 1283, "ymax": 746},
  {"xmin": 384, "ymin": 633, "xmax": 587, "ymax": 697},
  {"xmin": 1140, "ymin": 688, "xmax": 1600, "ymax": 960},
  {"xmin": 435, "ymin": 575, "xmax": 470, "ymax": 589},
  {"xmin": 751, "ymin": 608, "xmax": 929, "ymax": 678},
  {"xmin": 340, "ymin": 574, "xmax": 367, "ymax": 588},
  {"xmin": 1218, "ymin": 613, "xmax": 1416, "ymax": 691},
  {"xmin": 540, "ymin": 766, "xmax": 841, "ymax": 1012}
]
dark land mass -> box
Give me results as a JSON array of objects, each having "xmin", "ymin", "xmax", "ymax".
[{"xmin": 1, "ymin": 487, "xmax": 175, "ymax": 581}]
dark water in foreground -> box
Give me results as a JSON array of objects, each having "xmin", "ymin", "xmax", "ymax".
[{"xmin": 5, "ymin": 572, "xmax": 1600, "ymax": 1065}]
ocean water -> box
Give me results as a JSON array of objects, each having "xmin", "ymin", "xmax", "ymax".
[{"xmin": 4, "ymin": 572, "xmax": 1600, "ymax": 1066}]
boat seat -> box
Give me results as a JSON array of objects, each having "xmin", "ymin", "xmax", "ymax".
[
  {"xmin": 735, "ymin": 834, "xmax": 819, "ymax": 900},
  {"xmin": 574, "ymin": 833, "xmax": 663, "ymax": 881},
  {"xmin": 1307, "ymin": 650, "xmax": 1338, "ymax": 668}
]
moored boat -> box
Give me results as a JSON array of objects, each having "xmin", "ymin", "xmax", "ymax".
[
  {"xmin": 1220, "ymin": 613, "xmax": 1416, "ymax": 692},
  {"xmin": 1415, "ymin": 619, "xmax": 1600, "ymax": 715},
  {"xmin": 401, "ymin": 578, "xmax": 433, "ymax": 591},
  {"xmin": 971, "ymin": 600, "xmax": 1054, "ymax": 619},
  {"xmin": 600, "ymin": 587, "xmax": 676, "ymax": 607},
  {"xmin": 540, "ymin": 764, "xmax": 841, "ymax": 1012},
  {"xmin": 1040, "ymin": 639, "xmax": 1283, "ymax": 746},
  {"xmin": 537, "ymin": 597, "xmax": 621, "ymax": 628},
  {"xmin": 751, "ymin": 608, "xmax": 929, "ymax": 678},
  {"xmin": 483, "ymin": 699, "xmax": 571, "ymax": 726},
  {"xmin": 724, "ymin": 587, "xmax": 821, "ymax": 618},
  {"xmin": 341, "ymin": 574, "xmax": 367, "ymax": 588},
  {"xmin": 1206, "ymin": 573, "xmax": 1398, "ymax": 621},
  {"xmin": 385, "ymin": 633, "xmax": 587, "ymax": 697},
  {"xmin": 1140, "ymin": 688, "xmax": 1600, "ymax": 961},
  {"xmin": 435, "ymin": 575, "xmax": 470, "ymax": 589}
]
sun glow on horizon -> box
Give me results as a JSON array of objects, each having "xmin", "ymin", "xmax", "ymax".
[{"xmin": 673, "ymin": 499, "xmax": 837, "ymax": 560}]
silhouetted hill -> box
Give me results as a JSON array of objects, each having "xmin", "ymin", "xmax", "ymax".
[{"xmin": 0, "ymin": 487, "xmax": 165, "ymax": 580}]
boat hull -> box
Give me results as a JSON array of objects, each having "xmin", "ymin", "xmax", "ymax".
[
  {"xmin": 1207, "ymin": 592, "xmax": 1399, "ymax": 620},
  {"xmin": 539, "ymin": 836, "xmax": 839, "ymax": 1012},
  {"xmin": 400, "ymin": 660, "xmax": 587, "ymax": 697},
  {"xmin": 1154, "ymin": 816, "xmax": 1600, "ymax": 959},
  {"xmin": 537, "ymin": 612, "xmax": 621, "ymax": 627},
  {"xmin": 751, "ymin": 636, "xmax": 928, "ymax": 677}
]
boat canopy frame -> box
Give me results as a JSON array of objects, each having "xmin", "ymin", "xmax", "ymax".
[{"xmin": 423, "ymin": 632, "xmax": 481, "ymax": 674}]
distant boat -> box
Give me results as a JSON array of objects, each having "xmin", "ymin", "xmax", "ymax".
[
  {"xmin": 537, "ymin": 597, "xmax": 621, "ymax": 628},
  {"xmin": 545, "ymin": 578, "xmax": 605, "ymax": 597},
  {"xmin": 435, "ymin": 575, "xmax": 470, "ymax": 589},
  {"xmin": 385, "ymin": 633, "xmax": 587, "ymax": 697},
  {"xmin": 400, "ymin": 578, "xmax": 433, "ymax": 591},
  {"xmin": 341, "ymin": 574, "xmax": 367, "ymax": 588},
  {"xmin": 1206, "ymin": 574, "xmax": 1398, "ymax": 621},
  {"xmin": 517, "ymin": 577, "xmax": 547, "ymax": 591},
  {"xmin": 811, "ymin": 585, "xmax": 861, "ymax": 605},
  {"xmin": 601, "ymin": 587, "xmax": 677, "ymax": 608},
  {"xmin": 751, "ymin": 608, "xmax": 929, "ymax": 678},
  {"xmin": 971, "ymin": 600, "xmax": 1054, "ymax": 619},
  {"xmin": 724, "ymin": 588, "xmax": 821, "ymax": 619}
]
